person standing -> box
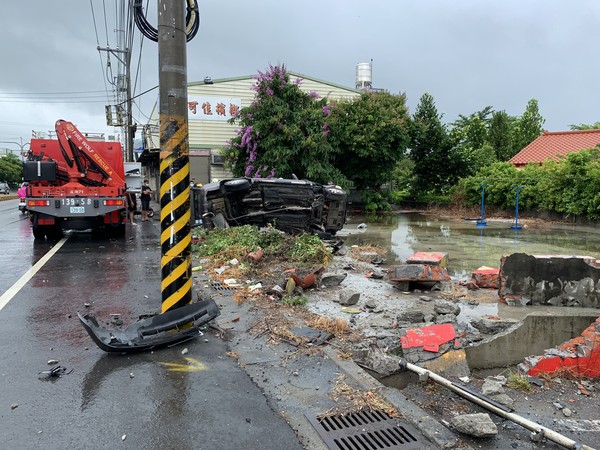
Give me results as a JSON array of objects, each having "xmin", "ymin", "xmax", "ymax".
[
  {"xmin": 140, "ymin": 179, "xmax": 153, "ymax": 222},
  {"xmin": 126, "ymin": 190, "xmax": 137, "ymax": 225}
]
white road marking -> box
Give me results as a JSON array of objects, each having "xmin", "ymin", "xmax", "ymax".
[{"xmin": 0, "ymin": 236, "xmax": 69, "ymax": 312}]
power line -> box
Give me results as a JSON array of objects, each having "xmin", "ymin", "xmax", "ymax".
[
  {"xmin": 0, "ymin": 90, "xmax": 106, "ymax": 96},
  {"xmin": 0, "ymin": 99, "xmax": 108, "ymax": 104}
]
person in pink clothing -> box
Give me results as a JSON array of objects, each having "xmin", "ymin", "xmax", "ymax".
[{"xmin": 17, "ymin": 183, "xmax": 27, "ymax": 199}]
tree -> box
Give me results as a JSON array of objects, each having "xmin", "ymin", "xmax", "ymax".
[
  {"xmin": 512, "ymin": 99, "xmax": 545, "ymax": 154},
  {"xmin": 326, "ymin": 92, "xmax": 410, "ymax": 191},
  {"xmin": 450, "ymin": 106, "xmax": 498, "ymax": 177},
  {"xmin": 0, "ymin": 154, "xmax": 22, "ymax": 184},
  {"xmin": 409, "ymin": 93, "xmax": 456, "ymax": 194},
  {"xmin": 224, "ymin": 64, "xmax": 342, "ymax": 184},
  {"xmin": 488, "ymin": 110, "xmax": 515, "ymax": 160},
  {"xmin": 570, "ymin": 122, "xmax": 600, "ymax": 130},
  {"xmin": 452, "ymin": 106, "xmax": 493, "ymax": 152}
]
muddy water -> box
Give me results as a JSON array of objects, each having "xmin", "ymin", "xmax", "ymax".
[{"xmin": 337, "ymin": 212, "xmax": 600, "ymax": 280}]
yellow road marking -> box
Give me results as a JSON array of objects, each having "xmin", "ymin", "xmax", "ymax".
[{"xmin": 159, "ymin": 357, "xmax": 207, "ymax": 372}]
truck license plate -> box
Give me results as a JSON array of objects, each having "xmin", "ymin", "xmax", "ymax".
[{"xmin": 70, "ymin": 207, "xmax": 85, "ymax": 214}]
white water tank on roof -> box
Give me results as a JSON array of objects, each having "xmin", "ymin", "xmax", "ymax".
[{"xmin": 355, "ymin": 62, "xmax": 372, "ymax": 90}]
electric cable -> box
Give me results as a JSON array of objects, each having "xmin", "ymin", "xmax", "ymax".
[
  {"xmin": 133, "ymin": 0, "xmax": 199, "ymax": 42},
  {"xmin": 90, "ymin": 0, "xmax": 113, "ymax": 103}
]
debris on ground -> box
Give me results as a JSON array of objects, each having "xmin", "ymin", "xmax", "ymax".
[
  {"xmin": 39, "ymin": 365, "xmax": 72, "ymax": 379},
  {"xmin": 450, "ymin": 413, "xmax": 498, "ymax": 438}
]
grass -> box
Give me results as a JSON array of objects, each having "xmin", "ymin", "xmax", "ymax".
[
  {"xmin": 282, "ymin": 294, "xmax": 308, "ymax": 307},
  {"xmin": 506, "ymin": 370, "xmax": 533, "ymax": 391},
  {"xmin": 193, "ymin": 225, "xmax": 331, "ymax": 265}
]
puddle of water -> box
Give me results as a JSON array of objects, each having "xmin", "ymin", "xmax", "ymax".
[
  {"xmin": 338, "ymin": 212, "xmax": 600, "ymax": 280},
  {"xmin": 456, "ymin": 301, "xmax": 498, "ymax": 330},
  {"xmin": 335, "ymin": 212, "xmax": 600, "ymax": 380}
]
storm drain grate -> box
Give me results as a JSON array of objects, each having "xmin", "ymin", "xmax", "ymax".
[
  {"xmin": 210, "ymin": 281, "xmax": 236, "ymax": 291},
  {"xmin": 307, "ymin": 409, "xmax": 424, "ymax": 450}
]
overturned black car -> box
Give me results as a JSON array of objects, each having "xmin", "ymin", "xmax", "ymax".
[{"xmin": 191, "ymin": 177, "xmax": 347, "ymax": 236}]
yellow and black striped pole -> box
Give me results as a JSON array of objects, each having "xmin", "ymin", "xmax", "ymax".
[{"xmin": 158, "ymin": 0, "xmax": 192, "ymax": 313}]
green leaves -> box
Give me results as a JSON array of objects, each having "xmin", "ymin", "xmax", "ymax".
[
  {"xmin": 327, "ymin": 92, "xmax": 410, "ymax": 191},
  {"xmin": 0, "ymin": 154, "xmax": 22, "ymax": 184},
  {"xmin": 455, "ymin": 149, "xmax": 600, "ymax": 220}
]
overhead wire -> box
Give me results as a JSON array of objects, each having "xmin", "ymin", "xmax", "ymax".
[
  {"xmin": 90, "ymin": 0, "xmax": 113, "ymax": 104},
  {"xmin": 133, "ymin": 0, "xmax": 200, "ymax": 42}
]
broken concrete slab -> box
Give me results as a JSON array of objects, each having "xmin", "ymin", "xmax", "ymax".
[
  {"xmin": 450, "ymin": 413, "xmax": 498, "ymax": 438},
  {"xmin": 520, "ymin": 316, "xmax": 600, "ymax": 378},
  {"xmin": 471, "ymin": 316, "xmax": 519, "ymax": 334},
  {"xmin": 433, "ymin": 299, "xmax": 461, "ymax": 316},
  {"xmin": 320, "ymin": 271, "xmax": 348, "ymax": 287},
  {"xmin": 388, "ymin": 264, "xmax": 451, "ymax": 285},
  {"xmin": 471, "ymin": 266, "xmax": 500, "ymax": 289},
  {"xmin": 396, "ymin": 309, "xmax": 425, "ymax": 324},
  {"xmin": 499, "ymin": 253, "xmax": 600, "ymax": 307},
  {"xmin": 405, "ymin": 251, "xmax": 448, "ymax": 267},
  {"xmin": 338, "ymin": 288, "xmax": 360, "ymax": 306}
]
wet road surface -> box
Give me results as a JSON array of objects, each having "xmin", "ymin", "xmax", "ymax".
[{"xmin": 0, "ymin": 200, "xmax": 302, "ymax": 449}]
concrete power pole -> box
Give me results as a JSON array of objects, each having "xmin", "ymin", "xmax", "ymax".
[{"xmin": 157, "ymin": 0, "xmax": 192, "ymax": 313}]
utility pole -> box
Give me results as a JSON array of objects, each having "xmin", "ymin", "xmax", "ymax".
[
  {"xmin": 158, "ymin": 0, "xmax": 192, "ymax": 313},
  {"xmin": 125, "ymin": 46, "xmax": 134, "ymax": 162},
  {"xmin": 97, "ymin": 46, "xmax": 134, "ymax": 162}
]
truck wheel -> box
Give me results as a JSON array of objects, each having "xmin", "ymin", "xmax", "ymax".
[
  {"xmin": 223, "ymin": 179, "xmax": 251, "ymax": 193},
  {"xmin": 32, "ymin": 226, "xmax": 45, "ymax": 240},
  {"xmin": 46, "ymin": 225, "xmax": 63, "ymax": 241},
  {"xmin": 107, "ymin": 223, "xmax": 126, "ymax": 238}
]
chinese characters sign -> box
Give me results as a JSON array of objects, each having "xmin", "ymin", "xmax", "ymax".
[{"xmin": 188, "ymin": 96, "xmax": 241, "ymax": 122}]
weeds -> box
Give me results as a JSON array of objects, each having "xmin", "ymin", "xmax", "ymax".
[
  {"xmin": 282, "ymin": 294, "xmax": 308, "ymax": 307},
  {"xmin": 308, "ymin": 316, "xmax": 351, "ymax": 335},
  {"xmin": 193, "ymin": 225, "xmax": 286, "ymax": 259},
  {"xmin": 506, "ymin": 370, "xmax": 533, "ymax": 391},
  {"xmin": 289, "ymin": 233, "xmax": 332, "ymax": 264}
]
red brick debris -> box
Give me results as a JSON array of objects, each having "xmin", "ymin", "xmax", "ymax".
[
  {"xmin": 470, "ymin": 266, "xmax": 499, "ymax": 289},
  {"xmin": 524, "ymin": 317, "xmax": 600, "ymax": 379},
  {"xmin": 405, "ymin": 252, "xmax": 448, "ymax": 267},
  {"xmin": 400, "ymin": 323, "xmax": 456, "ymax": 353}
]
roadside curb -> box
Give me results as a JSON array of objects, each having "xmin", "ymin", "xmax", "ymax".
[{"xmin": 205, "ymin": 276, "xmax": 455, "ymax": 450}]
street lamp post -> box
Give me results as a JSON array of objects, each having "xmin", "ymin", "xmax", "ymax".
[
  {"xmin": 0, "ymin": 140, "xmax": 30, "ymax": 161},
  {"xmin": 476, "ymin": 183, "xmax": 488, "ymax": 227},
  {"xmin": 511, "ymin": 185, "xmax": 524, "ymax": 230}
]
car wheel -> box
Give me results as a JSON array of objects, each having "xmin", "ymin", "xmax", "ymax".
[{"xmin": 223, "ymin": 179, "xmax": 251, "ymax": 193}]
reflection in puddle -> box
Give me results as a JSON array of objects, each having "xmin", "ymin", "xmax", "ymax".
[{"xmin": 338, "ymin": 212, "xmax": 600, "ymax": 281}]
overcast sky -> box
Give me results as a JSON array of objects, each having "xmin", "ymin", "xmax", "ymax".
[{"xmin": 1, "ymin": 0, "xmax": 599, "ymax": 154}]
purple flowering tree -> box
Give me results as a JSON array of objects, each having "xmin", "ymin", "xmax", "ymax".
[{"xmin": 224, "ymin": 64, "xmax": 347, "ymax": 185}]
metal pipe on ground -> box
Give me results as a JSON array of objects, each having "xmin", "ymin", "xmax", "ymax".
[{"xmin": 398, "ymin": 358, "xmax": 596, "ymax": 450}]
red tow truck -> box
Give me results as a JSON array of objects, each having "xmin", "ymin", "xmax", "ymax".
[{"xmin": 23, "ymin": 120, "xmax": 128, "ymax": 239}]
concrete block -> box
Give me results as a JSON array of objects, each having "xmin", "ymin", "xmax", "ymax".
[
  {"xmin": 525, "ymin": 317, "xmax": 600, "ymax": 379},
  {"xmin": 499, "ymin": 253, "xmax": 600, "ymax": 307},
  {"xmin": 471, "ymin": 266, "xmax": 499, "ymax": 289},
  {"xmin": 389, "ymin": 264, "xmax": 450, "ymax": 283},
  {"xmin": 406, "ymin": 251, "xmax": 448, "ymax": 267}
]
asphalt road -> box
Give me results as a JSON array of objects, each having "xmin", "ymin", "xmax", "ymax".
[{"xmin": 0, "ymin": 198, "xmax": 302, "ymax": 450}]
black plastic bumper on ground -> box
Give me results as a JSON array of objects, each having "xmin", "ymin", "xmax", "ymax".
[{"xmin": 78, "ymin": 300, "xmax": 220, "ymax": 353}]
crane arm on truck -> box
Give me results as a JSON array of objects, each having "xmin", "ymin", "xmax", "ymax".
[{"xmin": 55, "ymin": 119, "xmax": 127, "ymax": 187}]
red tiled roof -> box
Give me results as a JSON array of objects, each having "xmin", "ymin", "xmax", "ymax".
[{"xmin": 509, "ymin": 129, "xmax": 600, "ymax": 167}]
